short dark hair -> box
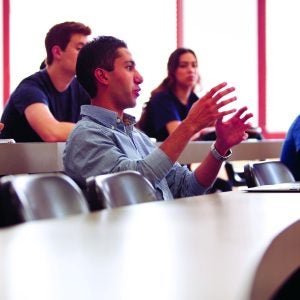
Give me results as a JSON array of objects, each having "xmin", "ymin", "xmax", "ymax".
[
  {"xmin": 45, "ymin": 21, "xmax": 91, "ymax": 65},
  {"xmin": 76, "ymin": 36, "xmax": 127, "ymax": 98}
]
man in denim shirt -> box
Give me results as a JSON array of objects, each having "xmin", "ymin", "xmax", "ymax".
[{"xmin": 63, "ymin": 36, "xmax": 253, "ymax": 200}]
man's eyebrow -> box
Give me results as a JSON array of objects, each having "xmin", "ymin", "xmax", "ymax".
[
  {"xmin": 75, "ymin": 42, "xmax": 86, "ymax": 47},
  {"xmin": 125, "ymin": 60, "xmax": 135, "ymax": 66}
]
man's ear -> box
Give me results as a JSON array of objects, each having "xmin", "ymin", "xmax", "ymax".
[
  {"xmin": 52, "ymin": 45, "xmax": 62, "ymax": 60},
  {"xmin": 94, "ymin": 68, "xmax": 109, "ymax": 85}
]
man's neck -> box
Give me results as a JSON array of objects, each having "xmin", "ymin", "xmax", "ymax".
[
  {"xmin": 46, "ymin": 65, "xmax": 74, "ymax": 92},
  {"xmin": 91, "ymin": 96, "xmax": 124, "ymax": 119}
]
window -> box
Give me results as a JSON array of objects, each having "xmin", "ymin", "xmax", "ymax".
[
  {"xmin": 184, "ymin": 0, "xmax": 258, "ymax": 126},
  {"xmin": 7, "ymin": 0, "xmax": 177, "ymax": 119},
  {"xmin": 3, "ymin": 0, "xmax": 295, "ymax": 137},
  {"xmin": 266, "ymin": 0, "xmax": 300, "ymax": 135}
]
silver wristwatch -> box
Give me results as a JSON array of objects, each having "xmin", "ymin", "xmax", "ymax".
[{"xmin": 210, "ymin": 142, "xmax": 232, "ymax": 162}]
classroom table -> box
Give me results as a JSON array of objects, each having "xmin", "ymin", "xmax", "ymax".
[
  {"xmin": 174, "ymin": 139, "xmax": 283, "ymax": 164},
  {"xmin": 0, "ymin": 190, "xmax": 300, "ymax": 300},
  {"xmin": 0, "ymin": 139, "xmax": 283, "ymax": 175},
  {"xmin": 0, "ymin": 142, "xmax": 65, "ymax": 175}
]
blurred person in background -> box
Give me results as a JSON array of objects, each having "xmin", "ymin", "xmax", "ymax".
[
  {"xmin": 137, "ymin": 48, "xmax": 233, "ymax": 192},
  {"xmin": 280, "ymin": 115, "xmax": 300, "ymax": 180},
  {"xmin": 0, "ymin": 21, "xmax": 91, "ymax": 142}
]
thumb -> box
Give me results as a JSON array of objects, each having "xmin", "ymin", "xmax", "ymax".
[{"xmin": 215, "ymin": 116, "xmax": 223, "ymax": 126}]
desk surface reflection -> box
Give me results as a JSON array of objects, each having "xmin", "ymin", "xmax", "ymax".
[{"xmin": 1, "ymin": 190, "xmax": 300, "ymax": 300}]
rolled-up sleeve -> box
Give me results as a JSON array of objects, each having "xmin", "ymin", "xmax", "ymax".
[
  {"xmin": 64, "ymin": 121, "xmax": 173, "ymax": 187},
  {"xmin": 166, "ymin": 163, "xmax": 210, "ymax": 198}
]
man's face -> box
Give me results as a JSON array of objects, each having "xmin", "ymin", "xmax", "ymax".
[
  {"xmin": 60, "ymin": 33, "xmax": 88, "ymax": 76},
  {"xmin": 107, "ymin": 48, "xmax": 143, "ymax": 112}
]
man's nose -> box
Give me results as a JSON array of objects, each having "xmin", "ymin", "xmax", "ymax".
[{"xmin": 135, "ymin": 71, "xmax": 143, "ymax": 84}]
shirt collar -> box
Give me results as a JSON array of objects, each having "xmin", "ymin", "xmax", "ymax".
[{"xmin": 80, "ymin": 105, "xmax": 136, "ymax": 127}]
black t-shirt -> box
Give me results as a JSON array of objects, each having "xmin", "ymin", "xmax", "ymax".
[
  {"xmin": 138, "ymin": 90, "xmax": 198, "ymax": 141},
  {"xmin": 0, "ymin": 70, "xmax": 90, "ymax": 142}
]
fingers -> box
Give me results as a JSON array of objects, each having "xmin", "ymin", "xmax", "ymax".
[
  {"xmin": 234, "ymin": 107, "xmax": 253, "ymax": 122},
  {"xmin": 216, "ymin": 106, "xmax": 253, "ymax": 125},
  {"xmin": 213, "ymin": 87, "xmax": 236, "ymax": 103},
  {"xmin": 241, "ymin": 113, "xmax": 253, "ymax": 123},
  {"xmin": 200, "ymin": 84, "xmax": 255, "ymax": 131},
  {"xmin": 216, "ymin": 96, "xmax": 237, "ymax": 109},
  {"xmin": 235, "ymin": 106, "xmax": 248, "ymax": 117},
  {"xmin": 242, "ymin": 132, "xmax": 249, "ymax": 140},
  {"xmin": 206, "ymin": 82, "xmax": 228, "ymax": 97},
  {"xmin": 205, "ymin": 82, "xmax": 236, "ymax": 101},
  {"xmin": 218, "ymin": 108, "xmax": 237, "ymax": 118}
]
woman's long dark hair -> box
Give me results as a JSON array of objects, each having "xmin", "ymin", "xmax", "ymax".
[{"xmin": 151, "ymin": 47, "xmax": 199, "ymax": 97}]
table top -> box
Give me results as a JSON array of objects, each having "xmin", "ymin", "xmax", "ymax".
[
  {"xmin": 0, "ymin": 142, "xmax": 65, "ymax": 175},
  {"xmin": 175, "ymin": 139, "xmax": 283, "ymax": 164},
  {"xmin": 0, "ymin": 139, "xmax": 283, "ymax": 175},
  {"xmin": 0, "ymin": 190, "xmax": 299, "ymax": 300}
]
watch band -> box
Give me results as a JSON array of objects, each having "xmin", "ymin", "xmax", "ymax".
[{"xmin": 210, "ymin": 142, "xmax": 232, "ymax": 162}]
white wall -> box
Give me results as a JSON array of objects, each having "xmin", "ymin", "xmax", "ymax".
[
  {"xmin": 184, "ymin": 0, "xmax": 258, "ymax": 125},
  {"xmin": 4, "ymin": 0, "xmax": 259, "ymax": 126},
  {"xmin": 8, "ymin": 0, "xmax": 176, "ymax": 119},
  {"xmin": 266, "ymin": 0, "xmax": 300, "ymax": 132}
]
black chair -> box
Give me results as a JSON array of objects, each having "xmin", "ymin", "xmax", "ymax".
[
  {"xmin": 224, "ymin": 126, "xmax": 264, "ymax": 187},
  {"xmin": 244, "ymin": 161, "xmax": 295, "ymax": 188},
  {"xmin": 86, "ymin": 170, "xmax": 157, "ymax": 210},
  {"xmin": 224, "ymin": 162, "xmax": 246, "ymax": 187},
  {"xmin": 0, "ymin": 173, "xmax": 89, "ymax": 227}
]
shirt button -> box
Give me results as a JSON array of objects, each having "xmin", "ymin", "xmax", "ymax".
[
  {"xmin": 111, "ymin": 126, "xmax": 115, "ymax": 129},
  {"xmin": 116, "ymin": 118, "xmax": 121, "ymax": 123}
]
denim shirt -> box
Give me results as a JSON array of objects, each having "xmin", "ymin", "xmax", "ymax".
[{"xmin": 63, "ymin": 105, "xmax": 208, "ymax": 200}]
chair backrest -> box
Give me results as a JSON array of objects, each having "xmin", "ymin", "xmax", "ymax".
[
  {"xmin": 244, "ymin": 161, "xmax": 295, "ymax": 188},
  {"xmin": 224, "ymin": 162, "xmax": 246, "ymax": 187},
  {"xmin": 0, "ymin": 173, "xmax": 89, "ymax": 226},
  {"xmin": 86, "ymin": 170, "xmax": 157, "ymax": 209}
]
